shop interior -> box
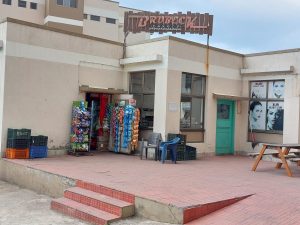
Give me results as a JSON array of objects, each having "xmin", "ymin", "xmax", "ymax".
[{"xmin": 70, "ymin": 70, "xmax": 156, "ymax": 156}]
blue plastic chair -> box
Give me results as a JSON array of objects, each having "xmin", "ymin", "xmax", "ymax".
[{"xmin": 159, "ymin": 137, "xmax": 181, "ymax": 163}]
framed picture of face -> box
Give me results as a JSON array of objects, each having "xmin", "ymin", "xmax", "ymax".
[
  {"xmin": 268, "ymin": 80, "xmax": 285, "ymax": 99},
  {"xmin": 250, "ymin": 81, "xmax": 267, "ymax": 99},
  {"xmin": 266, "ymin": 102, "xmax": 284, "ymax": 131},
  {"xmin": 249, "ymin": 101, "xmax": 266, "ymax": 130}
]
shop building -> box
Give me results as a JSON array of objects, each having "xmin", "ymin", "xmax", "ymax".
[{"xmin": 0, "ymin": 2, "xmax": 300, "ymax": 158}]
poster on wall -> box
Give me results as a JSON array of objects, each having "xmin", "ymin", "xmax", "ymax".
[
  {"xmin": 249, "ymin": 101, "xmax": 266, "ymax": 130},
  {"xmin": 250, "ymin": 81, "xmax": 267, "ymax": 99},
  {"xmin": 180, "ymin": 102, "xmax": 191, "ymax": 128},
  {"xmin": 266, "ymin": 101, "xmax": 284, "ymax": 131},
  {"xmin": 268, "ymin": 80, "xmax": 285, "ymax": 99}
]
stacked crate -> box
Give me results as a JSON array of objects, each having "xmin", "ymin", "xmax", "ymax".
[
  {"xmin": 185, "ymin": 145, "xmax": 197, "ymax": 160},
  {"xmin": 30, "ymin": 135, "xmax": 48, "ymax": 158},
  {"xmin": 165, "ymin": 134, "xmax": 197, "ymax": 161},
  {"xmin": 6, "ymin": 128, "xmax": 31, "ymax": 159},
  {"xmin": 167, "ymin": 133, "xmax": 187, "ymax": 161}
]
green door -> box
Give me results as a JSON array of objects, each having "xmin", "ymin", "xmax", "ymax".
[{"xmin": 216, "ymin": 99, "xmax": 235, "ymax": 155}]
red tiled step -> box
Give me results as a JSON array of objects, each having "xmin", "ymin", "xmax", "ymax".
[
  {"xmin": 65, "ymin": 187, "xmax": 134, "ymax": 218},
  {"xmin": 76, "ymin": 180, "xmax": 135, "ymax": 204},
  {"xmin": 51, "ymin": 198, "xmax": 119, "ymax": 225}
]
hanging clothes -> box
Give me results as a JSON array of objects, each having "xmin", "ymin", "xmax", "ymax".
[
  {"xmin": 131, "ymin": 108, "xmax": 140, "ymax": 150},
  {"xmin": 98, "ymin": 94, "xmax": 109, "ymax": 136}
]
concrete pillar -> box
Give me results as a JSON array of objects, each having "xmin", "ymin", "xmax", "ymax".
[
  {"xmin": 165, "ymin": 70, "xmax": 181, "ymax": 137},
  {"xmin": 153, "ymin": 68, "xmax": 168, "ymax": 140}
]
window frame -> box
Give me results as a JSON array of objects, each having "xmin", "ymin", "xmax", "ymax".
[
  {"xmin": 56, "ymin": 0, "xmax": 77, "ymax": 8},
  {"xmin": 106, "ymin": 18, "xmax": 116, "ymax": 24},
  {"xmin": 30, "ymin": 2, "xmax": 37, "ymax": 9},
  {"xmin": 90, "ymin": 15, "xmax": 100, "ymax": 22},
  {"xmin": 180, "ymin": 72, "xmax": 206, "ymax": 131},
  {"xmin": 129, "ymin": 70, "xmax": 156, "ymax": 130},
  {"xmin": 18, "ymin": 0, "xmax": 27, "ymax": 8},
  {"xmin": 248, "ymin": 79, "xmax": 285, "ymax": 134},
  {"xmin": 2, "ymin": 0, "xmax": 12, "ymax": 5}
]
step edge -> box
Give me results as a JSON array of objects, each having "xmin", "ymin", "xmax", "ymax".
[
  {"xmin": 66, "ymin": 187, "xmax": 133, "ymax": 207},
  {"xmin": 76, "ymin": 180, "xmax": 135, "ymax": 203},
  {"xmin": 52, "ymin": 198, "xmax": 120, "ymax": 221},
  {"xmin": 64, "ymin": 190, "xmax": 135, "ymax": 218}
]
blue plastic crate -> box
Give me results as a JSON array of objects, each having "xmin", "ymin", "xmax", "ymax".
[
  {"xmin": 30, "ymin": 146, "xmax": 48, "ymax": 159},
  {"xmin": 30, "ymin": 136, "xmax": 48, "ymax": 146}
]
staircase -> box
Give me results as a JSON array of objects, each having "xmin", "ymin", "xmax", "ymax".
[{"xmin": 51, "ymin": 180, "xmax": 135, "ymax": 225}]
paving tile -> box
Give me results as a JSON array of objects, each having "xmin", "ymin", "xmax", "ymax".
[{"xmin": 7, "ymin": 154, "xmax": 300, "ymax": 224}]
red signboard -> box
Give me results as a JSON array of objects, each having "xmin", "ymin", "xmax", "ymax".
[{"xmin": 124, "ymin": 11, "xmax": 213, "ymax": 35}]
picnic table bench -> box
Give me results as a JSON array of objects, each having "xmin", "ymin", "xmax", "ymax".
[
  {"xmin": 289, "ymin": 157, "xmax": 300, "ymax": 166},
  {"xmin": 251, "ymin": 143, "xmax": 300, "ymax": 177}
]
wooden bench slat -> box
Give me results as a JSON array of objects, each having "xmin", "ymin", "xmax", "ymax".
[
  {"xmin": 248, "ymin": 152, "xmax": 279, "ymax": 157},
  {"xmin": 284, "ymin": 155, "xmax": 297, "ymax": 159},
  {"xmin": 289, "ymin": 158, "xmax": 300, "ymax": 162}
]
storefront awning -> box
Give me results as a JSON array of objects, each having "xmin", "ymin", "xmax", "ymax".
[
  {"xmin": 213, "ymin": 93, "xmax": 249, "ymax": 101},
  {"xmin": 79, "ymin": 85, "xmax": 128, "ymax": 94}
]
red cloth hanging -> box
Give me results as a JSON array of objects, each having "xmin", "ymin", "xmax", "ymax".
[{"xmin": 98, "ymin": 94, "xmax": 109, "ymax": 136}]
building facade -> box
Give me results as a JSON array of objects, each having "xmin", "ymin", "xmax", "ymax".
[
  {"xmin": 0, "ymin": 0, "xmax": 149, "ymax": 44},
  {"xmin": 0, "ymin": 1, "xmax": 300, "ymax": 158}
]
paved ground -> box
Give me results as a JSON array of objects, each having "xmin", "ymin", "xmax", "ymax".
[
  {"xmin": 5, "ymin": 153, "xmax": 300, "ymax": 224},
  {"xmin": 0, "ymin": 181, "xmax": 174, "ymax": 225},
  {"xmin": 6, "ymin": 154, "xmax": 260, "ymax": 208}
]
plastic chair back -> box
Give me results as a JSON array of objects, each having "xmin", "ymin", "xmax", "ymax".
[{"xmin": 148, "ymin": 133, "xmax": 162, "ymax": 145}]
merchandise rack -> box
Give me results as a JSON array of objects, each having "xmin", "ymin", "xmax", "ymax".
[{"xmin": 69, "ymin": 101, "xmax": 91, "ymax": 156}]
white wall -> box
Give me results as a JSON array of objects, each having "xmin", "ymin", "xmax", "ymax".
[
  {"xmin": 1, "ymin": 21, "xmax": 123, "ymax": 155},
  {"xmin": 243, "ymin": 51, "xmax": 300, "ymax": 147},
  {"xmin": 83, "ymin": 0, "xmax": 119, "ymax": 42},
  {"xmin": 83, "ymin": 0, "xmax": 150, "ymax": 43},
  {"xmin": 0, "ymin": 22, "xmax": 7, "ymax": 157},
  {"xmin": 0, "ymin": 0, "xmax": 45, "ymax": 24}
]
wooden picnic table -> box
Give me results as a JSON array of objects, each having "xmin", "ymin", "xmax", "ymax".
[{"xmin": 252, "ymin": 143, "xmax": 300, "ymax": 177}]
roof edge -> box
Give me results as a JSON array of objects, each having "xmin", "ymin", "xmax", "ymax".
[
  {"xmin": 245, "ymin": 48, "xmax": 300, "ymax": 57},
  {"xmin": 127, "ymin": 35, "xmax": 244, "ymax": 57},
  {"xmin": 119, "ymin": 5, "xmax": 142, "ymax": 12},
  {"xmin": 2, "ymin": 17, "xmax": 123, "ymax": 46},
  {"xmin": 168, "ymin": 36, "xmax": 244, "ymax": 57}
]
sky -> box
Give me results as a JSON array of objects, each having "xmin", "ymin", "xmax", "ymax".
[{"xmin": 117, "ymin": 0, "xmax": 300, "ymax": 54}]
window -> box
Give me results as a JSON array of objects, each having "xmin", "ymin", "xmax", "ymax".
[
  {"xmin": 130, "ymin": 71, "xmax": 155, "ymax": 129},
  {"xmin": 18, "ymin": 0, "xmax": 26, "ymax": 8},
  {"xmin": 249, "ymin": 80, "xmax": 285, "ymax": 133},
  {"xmin": 30, "ymin": 2, "xmax": 37, "ymax": 9},
  {"xmin": 57, "ymin": 0, "xmax": 77, "ymax": 8},
  {"xmin": 106, "ymin": 18, "xmax": 116, "ymax": 24},
  {"xmin": 180, "ymin": 73, "xmax": 206, "ymax": 130},
  {"xmin": 90, "ymin": 15, "xmax": 100, "ymax": 21},
  {"xmin": 2, "ymin": 0, "xmax": 12, "ymax": 5}
]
